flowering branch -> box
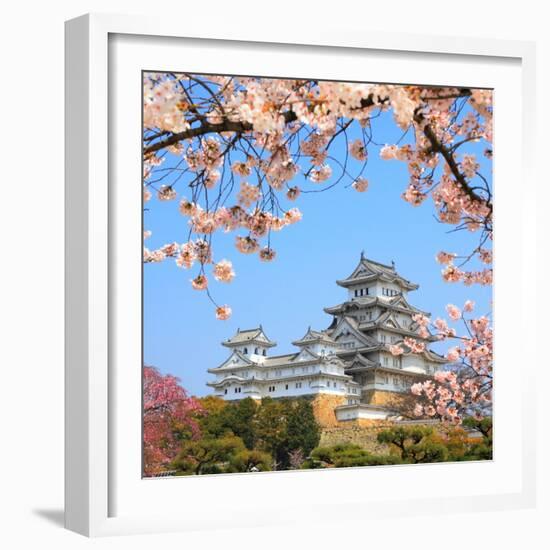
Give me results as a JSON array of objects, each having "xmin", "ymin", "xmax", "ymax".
[{"xmin": 143, "ymin": 74, "xmax": 493, "ymax": 319}]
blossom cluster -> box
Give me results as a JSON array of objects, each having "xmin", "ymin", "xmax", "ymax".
[
  {"xmin": 143, "ymin": 366, "xmax": 203, "ymax": 474},
  {"xmin": 143, "ymin": 73, "xmax": 492, "ymax": 321},
  {"xmin": 409, "ymin": 301, "xmax": 492, "ymax": 423}
]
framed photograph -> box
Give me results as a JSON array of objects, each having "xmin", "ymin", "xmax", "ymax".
[{"xmin": 65, "ymin": 13, "xmax": 537, "ymax": 536}]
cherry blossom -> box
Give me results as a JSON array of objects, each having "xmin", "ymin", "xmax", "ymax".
[
  {"xmin": 191, "ymin": 274, "xmax": 208, "ymax": 290},
  {"xmin": 410, "ymin": 304, "xmax": 492, "ymax": 423},
  {"xmin": 213, "ymin": 260, "xmax": 235, "ymax": 283},
  {"xmin": 352, "ymin": 178, "xmax": 369, "ymax": 193},
  {"xmin": 143, "ymin": 74, "xmax": 492, "ymax": 322},
  {"xmin": 143, "ymin": 366, "xmax": 203, "ymax": 475},
  {"xmin": 215, "ymin": 305, "xmax": 232, "ymax": 320}
]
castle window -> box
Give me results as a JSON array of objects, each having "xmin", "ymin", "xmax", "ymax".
[
  {"xmin": 255, "ymin": 347, "xmax": 259, "ymax": 354},
  {"xmin": 365, "ymin": 287, "xmax": 369, "ymax": 295},
  {"xmin": 263, "ymin": 349, "xmax": 266, "ymax": 356},
  {"xmin": 224, "ymin": 389, "xmax": 228, "ymax": 395},
  {"xmin": 244, "ymin": 347, "xmax": 248, "ymax": 354},
  {"xmin": 295, "ymin": 382, "xmax": 302, "ymax": 389},
  {"xmin": 285, "ymin": 384, "xmax": 289, "ymax": 390}
]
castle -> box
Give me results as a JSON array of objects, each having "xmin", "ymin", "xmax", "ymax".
[{"xmin": 207, "ymin": 253, "xmax": 446, "ymax": 425}]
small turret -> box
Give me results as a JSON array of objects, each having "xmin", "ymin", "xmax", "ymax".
[{"xmin": 222, "ymin": 326, "xmax": 276, "ymax": 358}]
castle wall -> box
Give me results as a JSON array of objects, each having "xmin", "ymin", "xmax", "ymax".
[
  {"xmin": 310, "ymin": 394, "xmax": 348, "ymax": 427},
  {"xmin": 320, "ymin": 421, "xmax": 394, "ymax": 454},
  {"xmin": 363, "ymin": 389, "xmax": 407, "ymax": 407}
]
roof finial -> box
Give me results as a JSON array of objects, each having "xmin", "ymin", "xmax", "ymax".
[
  {"xmin": 360, "ymin": 250, "xmax": 365, "ymax": 261},
  {"xmin": 391, "ymin": 259, "xmax": 395, "ymax": 269}
]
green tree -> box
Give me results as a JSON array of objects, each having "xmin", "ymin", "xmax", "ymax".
[
  {"xmin": 377, "ymin": 426, "xmax": 449, "ymax": 463},
  {"xmin": 286, "ymin": 400, "xmax": 320, "ymax": 464},
  {"xmin": 253, "ymin": 398, "xmax": 289, "ymax": 466},
  {"xmin": 461, "ymin": 416, "xmax": 493, "ymax": 460},
  {"xmin": 303, "ymin": 444, "xmax": 402, "ymax": 469},
  {"xmin": 224, "ymin": 398, "xmax": 258, "ymax": 449},
  {"xmin": 171, "ymin": 435, "xmax": 245, "ymax": 475},
  {"xmin": 199, "ymin": 397, "xmax": 258, "ymax": 449},
  {"xmin": 228, "ymin": 449, "xmax": 272, "ymax": 472}
]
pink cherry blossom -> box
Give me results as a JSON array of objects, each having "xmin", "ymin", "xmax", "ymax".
[
  {"xmin": 446, "ymin": 304, "xmax": 462, "ymax": 321},
  {"xmin": 259, "ymin": 246, "xmax": 276, "ymax": 262},
  {"xmin": 143, "ymin": 74, "xmax": 493, "ymax": 329},
  {"xmin": 213, "ymin": 260, "xmax": 235, "ymax": 283},
  {"xmin": 352, "ymin": 177, "xmax": 369, "ymax": 192},
  {"xmin": 157, "ymin": 185, "xmax": 177, "ymax": 201},
  {"xmin": 389, "ymin": 344, "xmax": 404, "ymax": 356},
  {"xmin": 215, "ymin": 305, "xmax": 232, "ymax": 320},
  {"xmin": 349, "ymin": 139, "xmax": 368, "ymax": 161},
  {"xmin": 191, "ymin": 274, "xmax": 208, "ymax": 290}
]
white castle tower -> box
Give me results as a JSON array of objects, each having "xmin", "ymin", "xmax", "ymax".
[{"xmin": 207, "ymin": 253, "xmax": 446, "ymax": 423}]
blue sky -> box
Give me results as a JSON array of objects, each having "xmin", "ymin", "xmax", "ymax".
[{"xmin": 144, "ymin": 91, "xmax": 492, "ymax": 397}]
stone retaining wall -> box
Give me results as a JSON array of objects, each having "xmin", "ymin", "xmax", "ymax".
[
  {"xmin": 310, "ymin": 394, "xmax": 348, "ymax": 427},
  {"xmin": 319, "ymin": 420, "xmax": 394, "ymax": 454}
]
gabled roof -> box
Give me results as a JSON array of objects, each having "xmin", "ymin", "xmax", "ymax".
[
  {"xmin": 387, "ymin": 294, "xmax": 429, "ymax": 315},
  {"xmin": 328, "ymin": 315, "xmax": 378, "ymax": 348},
  {"xmin": 289, "ymin": 347, "xmax": 321, "ymax": 362},
  {"xmin": 261, "ymin": 353, "xmax": 298, "ymax": 366},
  {"xmin": 358, "ymin": 310, "xmax": 436, "ymax": 341},
  {"xmin": 344, "ymin": 353, "xmax": 378, "ymax": 372},
  {"xmin": 222, "ymin": 326, "xmax": 276, "ymax": 348},
  {"xmin": 336, "ymin": 253, "xmax": 418, "ymax": 291},
  {"xmin": 208, "ymin": 350, "xmax": 255, "ymax": 372},
  {"xmin": 324, "ymin": 295, "xmax": 428, "ymax": 317},
  {"xmin": 291, "ymin": 327, "xmax": 337, "ymax": 347}
]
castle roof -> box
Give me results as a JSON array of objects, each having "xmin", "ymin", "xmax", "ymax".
[
  {"xmin": 327, "ymin": 315, "xmax": 379, "ymax": 348},
  {"xmin": 357, "ymin": 310, "xmax": 437, "ymax": 341},
  {"xmin": 324, "ymin": 294, "xmax": 428, "ymax": 316},
  {"xmin": 344, "ymin": 353, "xmax": 378, "ymax": 372},
  {"xmin": 336, "ymin": 253, "xmax": 418, "ymax": 291},
  {"xmin": 291, "ymin": 327, "xmax": 337, "ymax": 347},
  {"xmin": 222, "ymin": 326, "xmax": 276, "ymax": 348}
]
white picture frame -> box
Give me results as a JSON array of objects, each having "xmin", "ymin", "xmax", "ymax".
[{"xmin": 65, "ymin": 13, "xmax": 537, "ymax": 537}]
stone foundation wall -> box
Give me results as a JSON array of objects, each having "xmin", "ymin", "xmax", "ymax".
[
  {"xmin": 310, "ymin": 394, "xmax": 348, "ymax": 428},
  {"xmin": 363, "ymin": 389, "xmax": 406, "ymax": 407},
  {"xmin": 320, "ymin": 420, "xmax": 461, "ymax": 455},
  {"xmin": 320, "ymin": 421, "xmax": 394, "ymax": 454}
]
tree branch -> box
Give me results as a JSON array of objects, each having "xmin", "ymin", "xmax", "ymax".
[
  {"xmin": 144, "ymin": 111, "xmax": 298, "ymax": 156},
  {"xmin": 415, "ymin": 111, "xmax": 493, "ymax": 215}
]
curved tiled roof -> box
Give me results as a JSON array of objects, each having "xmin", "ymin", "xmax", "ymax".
[
  {"xmin": 336, "ymin": 254, "xmax": 418, "ymax": 291},
  {"xmin": 222, "ymin": 326, "xmax": 276, "ymax": 348}
]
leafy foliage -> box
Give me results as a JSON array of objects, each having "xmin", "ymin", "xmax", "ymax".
[
  {"xmin": 303, "ymin": 444, "xmax": 402, "ymax": 469},
  {"xmin": 184, "ymin": 396, "xmax": 322, "ymax": 472},
  {"xmin": 171, "ymin": 435, "xmax": 246, "ymax": 475}
]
